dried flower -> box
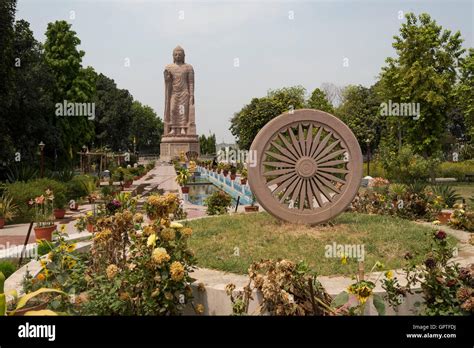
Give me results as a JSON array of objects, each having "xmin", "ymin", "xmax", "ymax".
[
  {"xmin": 152, "ymin": 247, "xmax": 170, "ymax": 264},
  {"xmin": 195, "ymin": 303, "xmax": 204, "ymax": 315},
  {"xmin": 181, "ymin": 227, "xmax": 193, "ymax": 237},
  {"xmin": 161, "ymin": 228, "xmax": 176, "ymax": 241},
  {"xmin": 170, "ymin": 261, "xmax": 185, "ymax": 281},
  {"xmin": 106, "ymin": 264, "xmax": 119, "ymax": 279}
]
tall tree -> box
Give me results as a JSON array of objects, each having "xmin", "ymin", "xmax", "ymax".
[
  {"xmin": 307, "ymin": 87, "xmax": 334, "ymax": 113},
  {"xmin": 379, "ymin": 13, "xmax": 464, "ymax": 157},
  {"xmin": 130, "ymin": 101, "xmax": 163, "ymax": 153},
  {"xmin": 199, "ymin": 133, "xmax": 216, "ymax": 154},
  {"xmin": 456, "ymin": 48, "xmax": 474, "ymax": 141},
  {"xmin": 335, "ymin": 84, "xmax": 383, "ymax": 154},
  {"xmin": 94, "ymin": 73, "xmax": 134, "ymax": 151},
  {"xmin": 0, "ymin": 0, "xmax": 17, "ymax": 163},
  {"xmin": 44, "ymin": 20, "xmax": 96, "ymax": 161},
  {"xmin": 230, "ymin": 86, "xmax": 306, "ymax": 150}
]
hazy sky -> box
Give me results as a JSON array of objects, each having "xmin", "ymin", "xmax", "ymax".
[{"xmin": 16, "ymin": 0, "xmax": 474, "ymax": 143}]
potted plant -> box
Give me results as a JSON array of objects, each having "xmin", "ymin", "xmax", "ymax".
[
  {"xmin": 245, "ymin": 193, "xmax": 259, "ymax": 212},
  {"xmin": 0, "ymin": 194, "xmax": 18, "ymax": 229},
  {"xmin": 240, "ymin": 168, "xmax": 248, "ymax": 185},
  {"xmin": 176, "ymin": 168, "xmax": 191, "ymax": 194},
  {"xmin": 222, "ymin": 163, "xmax": 231, "ymax": 177},
  {"xmin": 30, "ymin": 190, "xmax": 56, "ymax": 241},
  {"xmin": 216, "ymin": 162, "xmax": 224, "ymax": 174},
  {"xmin": 53, "ymin": 192, "xmax": 67, "ymax": 219},
  {"xmin": 230, "ymin": 165, "xmax": 237, "ymax": 180}
]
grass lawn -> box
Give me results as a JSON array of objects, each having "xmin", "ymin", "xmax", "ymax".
[{"xmin": 186, "ymin": 212, "xmax": 456, "ymax": 276}]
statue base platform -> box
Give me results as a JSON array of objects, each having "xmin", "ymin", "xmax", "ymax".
[{"xmin": 160, "ymin": 134, "xmax": 200, "ymax": 162}]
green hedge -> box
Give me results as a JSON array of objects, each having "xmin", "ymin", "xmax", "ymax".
[{"xmin": 438, "ymin": 160, "xmax": 474, "ymax": 181}]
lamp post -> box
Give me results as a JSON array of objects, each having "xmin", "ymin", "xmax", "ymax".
[
  {"xmin": 81, "ymin": 145, "xmax": 88, "ymax": 173},
  {"xmin": 366, "ymin": 138, "xmax": 371, "ymax": 177},
  {"xmin": 39, "ymin": 141, "xmax": 45, "ymax": 178}
]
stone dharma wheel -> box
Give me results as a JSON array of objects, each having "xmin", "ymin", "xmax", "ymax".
[{"xmin": 248, "ymin": 109, "xmax": 362, "ymax": 224}]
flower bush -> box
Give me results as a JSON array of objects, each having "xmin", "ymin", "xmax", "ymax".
[
  {"xmin": 382, "ymin": 230, "xmax": 473, "ymax": 315},
  {"xmin": 351, "ymin": 183, "xmax": 441, "ymax": 221},
  {"xmin": 144, "ymin": 193, "xmax": 180, "ymax": 221},
  {"xmin": 82, "ymin": 216, "xmax": 197, "ymax": 315},
  {"xmin": 449, "ymin": 203, "xmax": 474, "ymax": 232}
]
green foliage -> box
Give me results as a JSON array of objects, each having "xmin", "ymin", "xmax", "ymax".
[
  {"xmin": 437, "ymin": 160, "xmax": 474, "ymax": 181},
  {"xmin": 430, "ymin": 185, "xmax": 461, "ymax": 208},
  {"xmin": 44, "ymin": 20, "xmax": 95, "ymax": 161},
  {"xmin": 5, "ymin": 178, "xmax": 67, "ymax": 221},
  {"xmin": 379, "ymin": 145, "xmax": 440, "ymax": 183},
  {"xmin": 0, "ymin": 261, "xmax": 17, "ymax": 279},
  {"xmin": 175, "ymin": 168, "xmax": 190, "ymax": 186},
  {"xmin": 378, "ymin": 13, "xmax": 465, "ymax": 156},
  {"xmin": 455, "ymin": 48, "xmax": 474, "ymax": 140},
  {"xmin": 230, "ymin": 86, "xmax": 306, "ymax": 150},
  {"xmin": 6, "ymin": 163, "xmax": 38, "ymax": 183},
  {"xmin": 65, "ymin": 175, "xmax": 95, "ymax": 201},
  {"xmin": 199, "ymin": 133, "xmax": 216, "ymax": 155},
  {"xmin": 204, "ymin": 190, "xmax": 232, "ymax": 215},
  {"xmin": 383, "ymin": 230, "xmax": 473, "ymax": 315},
  {"xmin": 307, "ymin": 88, "xmax": 334, "ymax": 113},
  {"xmin": 94, "ymin": 73, "xmax": 133, "ymax": 151},
  {"xmin": 130, "ymin": 101, "xmax": 164, "ymax": 153},
  {"xmin": 335, "ymin": 84, "xmax": 383, "ymax": 153}
]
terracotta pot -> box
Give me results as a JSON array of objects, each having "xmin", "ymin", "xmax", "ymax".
[
  {"xmin": 123, "ymin": 180, "xmax": 133, "ymax": 188},
  {"xmin": 0, "ymin": 217, "xmax": 5, "ymax": 229},
  {"xmin": 53, "ymin": 208, "xmax": 66, "ymax": 219},
  {"xmin": 240, "ymin": 179, "xmax": 247, "ymax": 185},
  {"xmin": 223, "ymin": 170, "xmax": 229, "ymax": 177},
  {"xmin": 181, "ymin": 186, "xmax": 190, "ymax": 194},
  {"xmin": 230, "ymin": 174, "xmax": 236, "ymax": 180},
  {"xmin": 34, "ymin": 225, "xmax": 56, "ymax": 241},
  {"xmin": 86, "ymin": 223, "xmax": 95, "ymax": 233},
  {"xmin": 13, "ymin": 302, "xmax": 48, "ymax": 316},
  {"xmin": 245, "ymin": 205, "xmax": 259, "ymax": 212},
  {"xmin": 437, "ymin": 210, "xmax": 452, "ymax": 224}
]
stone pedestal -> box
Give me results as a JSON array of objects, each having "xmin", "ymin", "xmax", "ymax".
[{"xmin": 160, "ymin": 134, "xmax": 200, "ymax": 162}]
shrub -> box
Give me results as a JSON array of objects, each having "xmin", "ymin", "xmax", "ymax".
[
  {"xmin": 0, "ymin": 261, "xmax": 16, "ymax": 279},
  {"xmin": 82, "ymin": 214, "xmax": 197, "ymax": 315},
  {"xmin": 449, "ymin": 204, "xmax": 474, "ymax": 232},
  {"xmin": 66, "ymin": 175, "xmax": 95, "ymax": 201},
  {"xmin": 205, "ymin": 190, "xmax": 232, "ymax": 215},
  {"xmin": 383, "ymin": 230, "xmax": 473, "ymax": 315},
  {"xmin": 430, "ymin": 185, "xmax": 461, "ymax": 208},
  {"xmin": 379, "ymin": 145, "xmax": 440, "ymax": 184},
  {"xmin": 437, "ymin": 160, "xmax": 474, "ymax": 181},
  {"xmin": 5, "ymin": 179, "xmax": 67, "ymax": 222}
]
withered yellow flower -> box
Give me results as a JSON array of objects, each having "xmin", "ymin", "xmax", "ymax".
[{"xmin": 170, "ymin": 261, "xmax": 185, "ymax": 281}]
